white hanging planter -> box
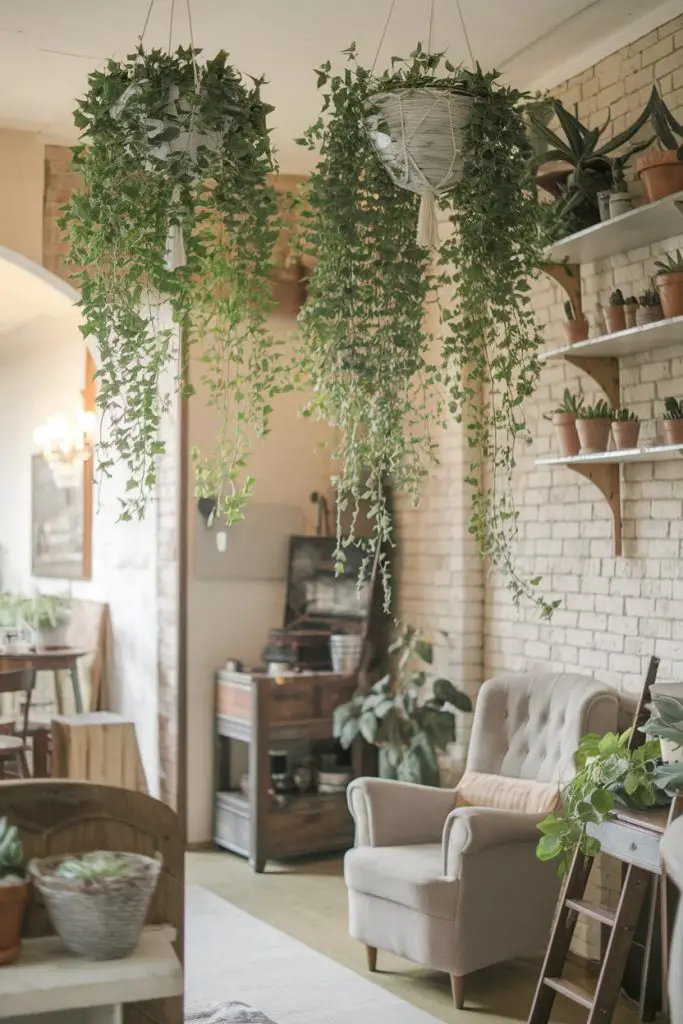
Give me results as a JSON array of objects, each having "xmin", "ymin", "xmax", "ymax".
[{"xmin": 365, "ymin": 87, "xmax": 475, "ymax": 248}]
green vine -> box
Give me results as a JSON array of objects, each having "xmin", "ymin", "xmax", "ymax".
[
  {"xmin": 61, "ymin": 46, "xmax": 282, "ymax": 522},
  {"xmin": 298, "ymin": 46, "xmax": 557, "ymax": 616}
]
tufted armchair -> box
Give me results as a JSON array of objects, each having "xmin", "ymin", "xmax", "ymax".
[{"xmin": 344, "ymin": 672, "xmax": 618, "ymax": 1009}]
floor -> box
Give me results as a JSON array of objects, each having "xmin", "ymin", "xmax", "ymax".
[{"xmin": 186, "ymin": 850, "xmax": 643, "ymax": 1024}]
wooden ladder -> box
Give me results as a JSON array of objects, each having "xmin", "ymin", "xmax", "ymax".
[{"xmin": 527, "ymin": 656, "xmax": 661, "ymax": 1024}]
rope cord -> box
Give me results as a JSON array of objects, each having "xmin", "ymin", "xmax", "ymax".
[
  {"xmin": 426, "ymin": 0, "xmax": 435, "ymax": 55},
  {"xmin": 168, "ymin": 0, "xmax": 175, "ymax": 50},
  {"xmin": 371, "ymin": 0, "xmax": 397, "ymax": 73},
  {"xmin": 139, "ymin": 0, "xmax": 155, "ymax": 44},
  {"xmin": 456, "ymin": 0, "xmax": 475, "ymax": 67},
  {"xmin": 186, "ymin": 0, "xmax": 200, "ymax": 90}
]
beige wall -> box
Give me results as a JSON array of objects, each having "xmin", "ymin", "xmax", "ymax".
[{"xmin": 0, "ymin": 129, "xmax": 43, "ymax": 264}]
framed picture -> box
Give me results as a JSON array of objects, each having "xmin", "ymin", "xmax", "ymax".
[
  {"xmin": 283, "ymin": 536, "xmax": 371, "ymax": 626},
  {"xmin": 31, "ymin": 454, "xmax": 91, "ymax": 580}
]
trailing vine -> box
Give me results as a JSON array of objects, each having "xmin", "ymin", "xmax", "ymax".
[
  {"xmin": 62, "ymin": 46, "xmax": 281, "ymax": 522},
  {"xmin": 298, "ymin": 47, "xmax": 557, "ymax": 617}
]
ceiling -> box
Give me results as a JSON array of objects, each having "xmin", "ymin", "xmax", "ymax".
[{"xmin": 0, "ymin": 0, "xmax": 677, "ymax": 171}]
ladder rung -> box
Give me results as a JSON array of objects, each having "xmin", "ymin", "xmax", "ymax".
[
  {"xmin": 565, "ymin": 897, "xmax": 617, "ymax": 927},
  {"xmin": 543, "ymin": 977, "xmax": 594, "ymax": 1010}
]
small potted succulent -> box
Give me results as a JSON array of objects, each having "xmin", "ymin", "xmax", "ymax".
[
  {"xmin": 561, "ymin": 300, "xmax": 589, "ymax": 344},
  {"xmin": 576, "ymin": 400, "xmax": 613, "ymax": 454},
  {"xmin": 19, "ymin": 594, "xmax": 71, "ymax": 648},
  {"xmin": 636, "ymin": 287, "xmax": 664, "ymax": 326},
  {"xmin": 624, "ymin": 295, "xmax": 638, "ymax": 329},
  {"xmin": 604, "ymin": 288, "xmax": 626, "ymax": 334},
  {"xmin": 611, "ymin": 408, "xmax": 640, "ymax": 450},
  {"xmin": 662, "ymin": 397, "xmax": 683, "ymax": 446},
  {"xmin": 28, "ymin": 850, "xmax": 162, "ymax": 961},
  {"xmin": 654, "ymin": 249, "xmax": 683, "ymax": 319},
  {"xmin": 635, "ymin": 87, "xmax": 683, "ymax": 203},
  {"xmin": 0, "ymin": 817, "xmax": 29, "ymax": 966},
  {"xmin": 544, "ymin": 389, "xmax": 584, "ymax": 457}
]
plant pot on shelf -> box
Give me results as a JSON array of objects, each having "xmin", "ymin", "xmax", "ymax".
[
  {"xmin": 636, "ymin": 151, "xmax": 683, "ymax": 203},
  {"xmin": 604, "ymin": 306, "xmax": 626, "ymax": 333},
  {"xmin": 576, "ymin": 418, "xmax": 611, "ymax": 454},
  {"xmin": 657, "ymin": 273, "xmax": 683, "ymax": 319},
  {"xmin": 562, "ymin": 315, "xmax": 589, "ymax": 345},
  {"xmin": 0, "ymin": 878, "xmax": 29, "ymax": 966},
  {"xmin": 534, "ymin": 160, "xmax": 573, "ymax": 199},
  {"xmin": 597, "ymin": 190, "xmax": 611, "ymax": 222},
  {"xmin": 624, "ymin": 305, "xmax": 638, "ymax": 329},
  {"xmin": 609, "ymin": 192, "xmax": 633, "ymax": 217},
  {"xmin": 551, "ymin": 412, "xmax": 580, "ymax": 457},
  {"xmin": 663, "ymin": 419, "xmax": 683, "ymax": 446},
  {"xmin": 636, "ymin": 304, "xmax": 664, "ymax": 326},
  {"xmin": 612, "ymin": 420, "xmax": 641, "ymax": 450}
]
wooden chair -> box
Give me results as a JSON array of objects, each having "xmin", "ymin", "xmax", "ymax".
[
  {"xmin": 0, "ymin": 668, "xmax": 34, "ymax": 778},
  {"xmin": 0, "ymin": 779, "xmax": 184, "ymax": 1024}
]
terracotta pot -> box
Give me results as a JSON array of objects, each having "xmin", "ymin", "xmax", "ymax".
[
  {"xmin": 663, "ymin": 419, "xmax": 683, "ymax": 446},
  {"xmin": 552, "ymin": 413, "xmax": 580, "ymax": 457},
  {"xmin": 656, "ymin": 272, "xmax": 683, "ymax": 319},
  {"xmin": 576, "ymin": 418, "xmax": 611, "ymax": 454},
  {"xmin": 604, "ymin": 305, "xmax": 626, "ymax": 333},
  {"xmin": 0, "ymin": 880, "xmax": 29, "ymax": 966},
  {"xmin": 562, "ymin": 315, "xmax": 589, "ymax": 345},
  {"xmin": 636, "ymin": 304, "xmax": 663, "ymax": 326},
  {"xmin": 612, "ymin": 420, "xmax": 641, "ymax": 450},
  {"xmin": 624, "ymin": 305, "xmax": 638, "ymax": 329},
  {"xmin": 609, "ymin": 192, "xmax": 633, "ymax": 217},
  {"xmin": 636, "ymin": 151, "xmax": 683, "ymax": 203}
]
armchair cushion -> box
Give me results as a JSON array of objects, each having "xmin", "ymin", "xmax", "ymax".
[
  {"xmin": 344, "ymin": 844, "xmax": 457, "ymax": 919},
  {"xmin": 455, "ymin": 771, "xmax": 560, "ymax": 814},
  {"xmin": 347, "ymin": 777, "xmax": 457, "ymax": 847}
]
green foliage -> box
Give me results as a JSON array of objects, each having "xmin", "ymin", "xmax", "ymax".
[
  {"xmin": 577, "ymin": 400, "xmax": 613, "ymax": 421},
  {"xmin": 641, "ymin": 694, "xmax": 683, "ymax": 755},
  {"xmin": 546, "ymin": 389, "xmax": 584, "ymax": 418},
  {"xmin": 654, "ymin": 249, "xmax": 683, "ymax": 275},
  {"xmin": 624, "ymin": 295, "xmax": 638, "ymax": 306},
  {"xmin": 608, "ymin": 288, "xmax": 625, "ymax": 305},
  {"xmin": 60, "ymin": 47, "xmax": 282, "ymax": 524},
  {"xmin": 0, "ymin": 818, "xmax": 24, "ymax": 881},
  {"xmin": 0, "ymin": 593, "xmax": 20, "ymax": 628},
  {"xmin": 639, "ymin": 288, "xmax": 661, "ymax": 308},
  {"xmin": 18, "ymin": 594, "xmax": 71, "ymax": 630},
  {"xmin": 56, "ymin": 851, "xmax": 138, "ymax": 881},
  {"xmin": 643, "ymin": 85, "xmax": 683, "ymax": 156},
  {"xmin": 333, "ymin": 623, "xmax": 472, "ymax": 786},
  {"xmin": 664, "ymin": 397, "xmax": 683, "ymax": 420},
  {"xmin": 614, "ymin": 407, "xmax": 638, "ymax": 423}
]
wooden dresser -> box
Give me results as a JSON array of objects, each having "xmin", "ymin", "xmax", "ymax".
[{"xmin": 214, "ymin": 669, "xmax": 370, "ymax": 871}]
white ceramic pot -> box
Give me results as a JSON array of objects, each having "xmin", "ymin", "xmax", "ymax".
[
  {"xmin": 33, "ymin": 623, "xmax": 69, "ymax": 649},
  {"xmin": 609, "ymin": 192, "xmax": 633, "ymax": 217}
]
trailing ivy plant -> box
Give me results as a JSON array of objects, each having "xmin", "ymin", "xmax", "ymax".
[
  {"xmin": 61, "ymin": 46, "xmax": 282, "ymax": 522},
  {"xmin": 297, "ymin": 46, "xmax": 557, "ymax": 617}
]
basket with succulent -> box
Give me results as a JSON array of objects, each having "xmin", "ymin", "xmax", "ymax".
[
  {"xmin": 654, "ymin": 249, "xmax": 683, "ymax": 320},
  {"xmin": 662, "ymin": 396, "xmax": 683, "ymax": 447},
  {"xmin": 623, "ymin": 295, "xmax": 638, "ymax": 329},
  {"xmin": 544, "ymin": 389, "xmax": 584, "ymax": 458},
  {"xmin": 612, "ymin": 407, "xmax": 640, "ymax": 450},
  {"xmin": 28, "ymin": 850, "xmax": 162, "ymax": 960},
  {"xmin": 576, "ymin": 399, "xmax": 613, "ymax": 454},
  {"xmin": 636, "ymin": 287, "xmax": 664, "ymax": 327},
  {"xmin": 561, "ymin": 300, "xmax": 589, "ymax": 345},
  {"xmin": 604, "ymin": 288, "xmax": 626, "ymax": 334},
  {"xmin": 0, "ymin": 817, "xmax": 29, "ymax": 966}
]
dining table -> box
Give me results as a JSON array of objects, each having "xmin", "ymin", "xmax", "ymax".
[{"xmin": 0, "ymin": 647, "xmax": 86, "ymax": 714}]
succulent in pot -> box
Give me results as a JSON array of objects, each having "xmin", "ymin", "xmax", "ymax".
[
  {"xmin": 608, "ymin": 157, "xmax": 635, "ymax": 217},
  {"xmin": 19, "ymin": 594, "xmax": 71, "ymax": 648},
  {"xmin": 576, "ymin": 400, "xmax": 613, "ymax": 454},
  {"xmin": 28, "ymin": 850, "xmax": 162, "ymax": 960},
  {"xmin": 544, "ymin": 389, "xmax": 584, "ymax": 457},
  {"xmin": 604, "ymin": 288, "xmax": 626, "ymax": 334},
  {"xmin": 654, "ymin": 249, "xmax": 683, "ymax": 319},
  {"xmin": 611, "ymin": 408, "xmax": 640, "ymax": 451},
  {"xmin": 636, "ymin": 287, "xmax": 664, "ymax": 326},
  {"xmin": 0, "ymin": 817, "xmax": 29, "ymax": 966},
  {"xmin": 635, "ymin": 87, "xmax": 683, "ymax": 203},
  {"xmin": 662, "ymin": 396, "xmax": 683, "ymax": 446},
  {"xmin": 624, "ymin": 295, "xmax": 638, "ymax": 329},
  {"xmin": 561, "ymin": 300, "xmax": 589, "ymax": 344}
]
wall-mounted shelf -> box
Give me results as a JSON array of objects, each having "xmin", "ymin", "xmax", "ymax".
[
  {"xmin": 541, "ymin": 316, "xmax": 683, "ymax": 362},
  {"xmin": 536, "ymin": 444, "xmax": 683, "ymax": 557},
  {"xmin": 546, "ymin": 190, "xmax": 683, "ymax": 264}
]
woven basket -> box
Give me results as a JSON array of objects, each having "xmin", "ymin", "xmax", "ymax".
[
  {"xmin": 365, "ymin": 87, "xmax": 475, "ymax": 247},
  {"xmin": 28, "ymin": 851, "xmax": 162, "ymax": 960}
]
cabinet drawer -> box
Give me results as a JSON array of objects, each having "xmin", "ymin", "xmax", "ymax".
[
  {"xmin": 216, "ymin": 681, "xmax": 251, "ymax": 721},
  {"xmin": 588, "ymin": 819, "xmax": 662, "ymax": 874},
  {"xmin": 215, "ymin": 792, "xmax": 250, "ymax": 855},
  {"xmin": 268, "ymin": 679, "xmax": 315, "ymax": 722},
  {"xmin": 268, "ymin": 793, "xmax": 354, "ymax": 857},
  {"xmin": 320, "ymin": 678, "xmax": 357, "ymax": 717}
]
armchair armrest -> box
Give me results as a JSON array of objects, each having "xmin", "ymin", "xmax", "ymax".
[
  {"xmin": 443, "ymin": 806, "xmax": 545, "ymax": 878},
  {"xmin": 347, "ymin": 777, "xmax": 457, "ymax": 847}
]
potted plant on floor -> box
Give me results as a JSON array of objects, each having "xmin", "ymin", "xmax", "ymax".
[
  {"xmin": 636, "ymin": 87, "xmax": 683, "ymax": 203},
  {"xmin": 624, "ymin": 296, "xmax": 638, "ymax": 329},
  {"xmin": 662, "ymin": 397, "xmax": 683, "ymax": 446},
  {"xmin": 604, "ymin": 289, "xmax": 626, "ymax": 334},
  {"xmin": 19, "ymin": 594, "xmax": 71, "ymax": 648},
  {"xmin": 611, "ymin": 408, "xmax": 640, "ymax": 450},
  {"xmin": 562, "ymin": 300, "xmax": 589, "ymax": 344},
  {"xmin": 0, "ymin": 817, "xmax": 29, "ymax": 966},
  {"xmin": 333, "ymin": 624, "xmax": 472, "ymax": 786},
  {"xmin": 636, "ymin": 288, "xmax": 664, "ymax": 326},
  {"xmin": 576, "ymin": 400, "xmax": 613, "ymax": 454},
  {"xmin": 654, "ymin": 250, "xmax": 683, "ymax": 319},
  {"xmin": 28, "ymin": 850, "xmax": 162, "ymax": 960},
  {"xmin": 545, "ymin": 389, "xmax": 584, "ymax": 457}
]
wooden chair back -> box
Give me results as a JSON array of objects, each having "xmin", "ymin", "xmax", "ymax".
[
  {"xmin": 0, "ymin": 668, "xmax": 34, "ymax": 742},
  {"xmin": 0, "ymin": 779, "xmax": 183, "ymax": 1024}
]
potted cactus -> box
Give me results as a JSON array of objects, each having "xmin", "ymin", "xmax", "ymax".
[
  {"xmin": 612, "ymin": 408, "xmax": 640, "ymax": 450},
  {"xmin": 624, "ymin": 296, "xmax": 638, "ymax": 329},
  {"xmin": 545, "ymin": 390, "xmax": 584, "ymax": 457},
  {"xmin": 576, "ymin": 400, "xmax": 613, "ymax": 454},
  {"xmin": 0, "ymin": 818, "xmax": 29, "ymax": 966},
  {"xmin": 604, "ymin": 289, "xmax": 626, "ymax": 333},
  {"xmin": 654, "ymin": 249, "xmax": 683, "ymax": 319},
  {"xmin": 635, "ymin": 87, "xmax": 683, "ymax": 203},
  {"xmin": 562, "ymin": 300, "xmax": 589, "ymax": 344},
  {"xmin": 636, "ymin": 287, "xmax": 664, "ymax": 326},
  {"xmin": 662, "ymin": 397, "xmax": 683, "ymax": 446}
]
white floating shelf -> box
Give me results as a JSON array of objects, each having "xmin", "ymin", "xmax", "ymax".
[
  {"xmin": 546, "ymin": 190, "xmax": 683, "ymax": 264},
  {"xmin": 541, "ymin": 315, "xmax": 683, "ymax": 361},
  {"xmin": 536, "ymin": 443, "xmax": 683, "ymax": 467}
]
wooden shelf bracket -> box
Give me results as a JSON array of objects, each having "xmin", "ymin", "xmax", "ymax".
[
  {"xmin": 565, "ymin": 354, "xmax": 620, "ymax": 408},
  {"xmin": 569, "ymin": 462, "xmax": 621, "ymax": 556},
  {"xmin": 541, "ymin": 262, "xmax": 583, "ymax": 316}
]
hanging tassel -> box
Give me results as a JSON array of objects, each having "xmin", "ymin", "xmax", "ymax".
[{"xmin": 417, "ymin": 192, "xmax": 440, "ymax": 250}]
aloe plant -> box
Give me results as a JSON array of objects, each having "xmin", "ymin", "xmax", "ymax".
[
  {"xmin": 614, "ymin": 407, "xmax": 639, "ymax": 423},
  {"xmin": 545, "ymin": 389, "xmax": 584, "ymax": 418},
  {"xmin": 654, "ymin": 249, "xmax": 683, "ymax": 275},
  {"xmin": 577, "ymin": 400, "xmax": 613, "ymax": 420},
  {"xmin": 608, "ymin": 288, "xmax": 625, "ymax": 306},
  {"xmin": 644, "ymin": 86, "xmax": 683, "ymax": 158},
  {"xmin": 0, "ymin": 818, "xmax": 24, "ymax": 885},
  {"xmin": 663, "ymin": 397, "xmax": 683, "ymax": 420}
]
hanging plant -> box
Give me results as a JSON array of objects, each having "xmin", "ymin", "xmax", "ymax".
[
  {"xmin": 297, "ymin": 46, "xmax": 557, "ymax": 617},
  {"xmin": 61, "ymin": 46, "xmax": 282, "ymax": 522}
]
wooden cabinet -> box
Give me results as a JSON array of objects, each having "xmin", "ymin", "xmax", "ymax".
[{"xmin": 214, "ymin": 669, "xmax": 371, "ymax": 871}]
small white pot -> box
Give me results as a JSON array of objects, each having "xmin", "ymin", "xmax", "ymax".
[
  {"xmin": 609, "ymin": 192, "xmax": 633, "ymax": 217},
  {"xmin": 32, "ymin": 623, "xmax": 69, "ymax": 649}
]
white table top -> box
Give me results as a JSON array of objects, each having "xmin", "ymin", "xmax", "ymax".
[{"xmin": 0, "ymin": 927, "xmax": 183, "ymax": 1018}]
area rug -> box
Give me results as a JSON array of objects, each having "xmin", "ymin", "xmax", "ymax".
[{"xmin": 186, "ymin": 885, "xmax": 443, "ymax": 1024}]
